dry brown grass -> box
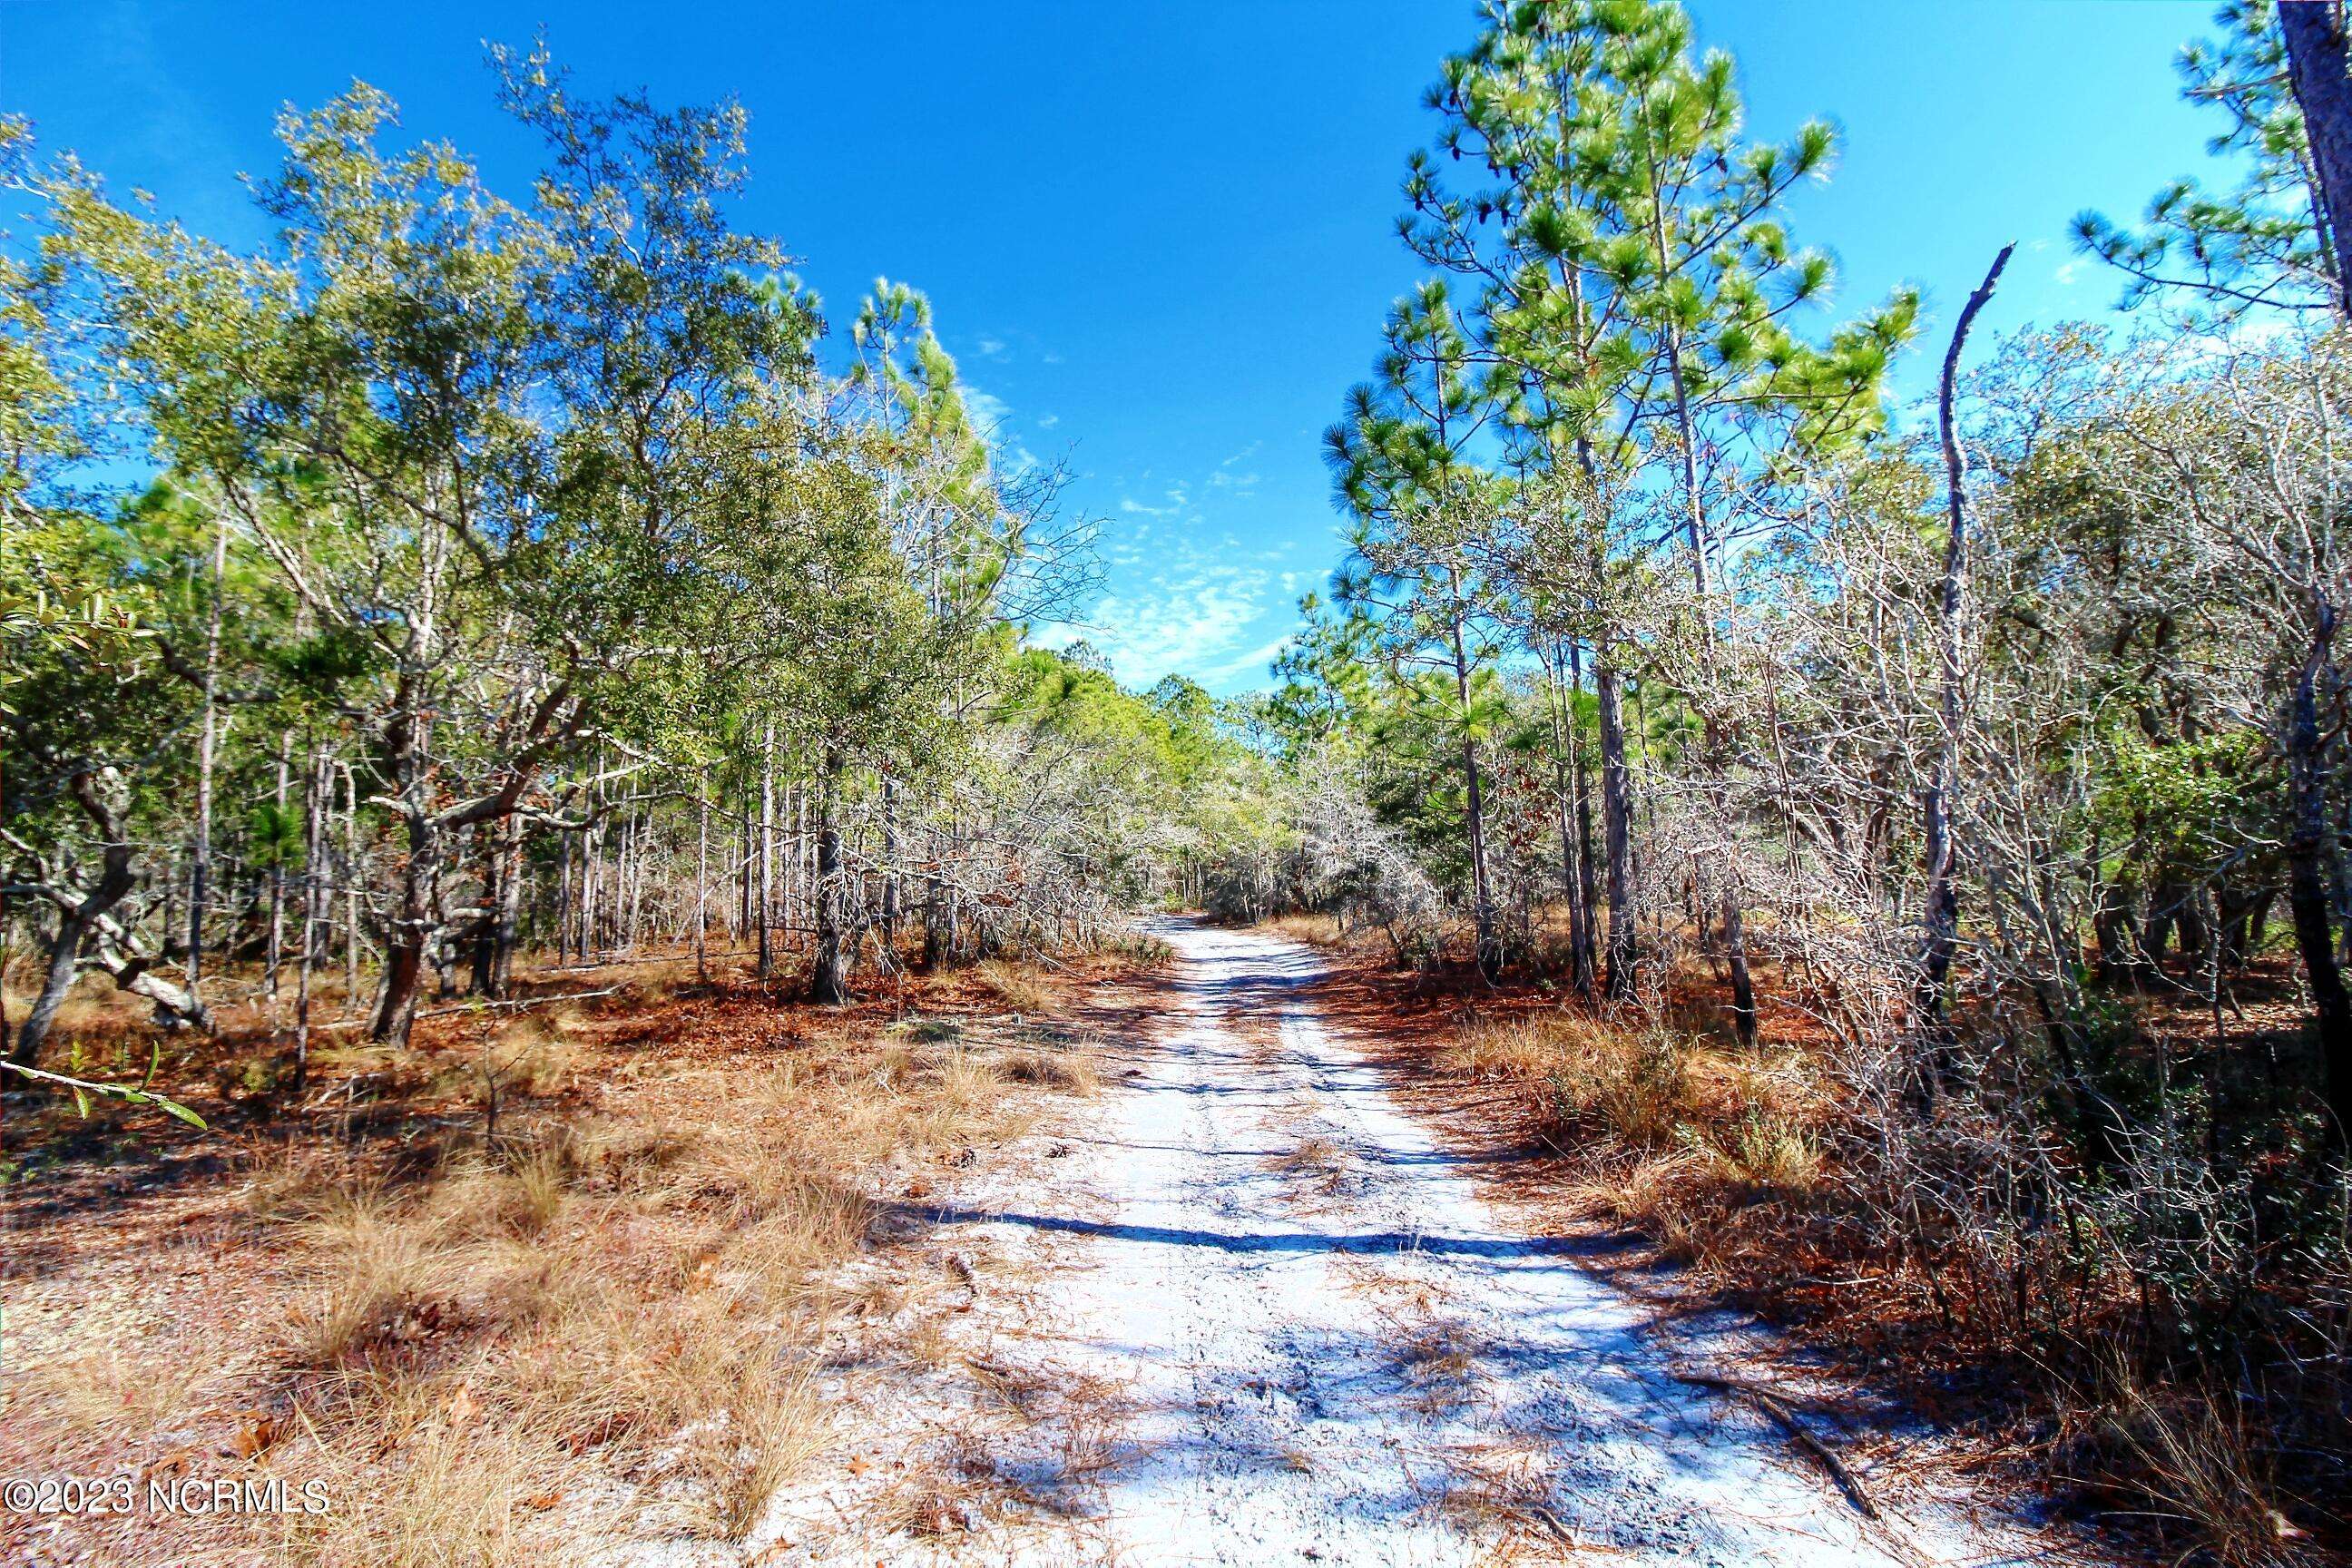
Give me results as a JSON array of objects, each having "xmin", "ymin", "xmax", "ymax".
[
  {"xmin": 995, "ymin": 1038, "xmax": 1102, "ymax": 1094},
  {"xmin": 974, "ymin": 959, "xmax": 1054, "ymax": 1014},
  {"xmin": 487, "ymin": 1011, "xmax": 581, "ymax": 1098},
  {"xmin": 1420, "ymin": 980, "xmax": 2342, "ymax": 1562},
  {"xmin": 1274, "ymin": 1134, "xmax": 1345, "ymax": 1175},
  {"xmin": 291, "ymin": 1383, "xmax": 564, "ymax": 1568},
  {"xmin": 1262, "ymin": 911, "xmax": 1347, "ymax": 948},
  {"xmin": 1442, "ymin": 1013, "xmax": 1709, "ymax": 1153},
  {"xmin": 1440, "ymin": 1012, "xmax": 1826, "ymax": 1192},
  {"xmin": 1393, "ymin": 1318, "xmax": 1481, "ymax": 1416},
  {"xmin": 1430, "ymin": 1438, "xmax": 1571, "ymax": 1555},
  {"xmin": 2054, "ymin": 1361, "xmax": 2304, "ymax": 1568},
  {"xmin": 284, "ymin": 1185, "xmax": 448, "ymax": 1367},
  {"xmin": 16, "ymin": 1345, "xmax": 195, "ymax": 1439},
  {"xmin": 3, "ymin": 950, "xmax": 1126, "ymax": 1565},
  {"xmin": 262, "ymin": 1030, "xmax": 1042, "ymax": 1553}
]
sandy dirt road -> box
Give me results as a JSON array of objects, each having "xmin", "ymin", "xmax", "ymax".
[{"xmin": 775, "ymin": 918, "xmax": 2072, "ymax": 1567}]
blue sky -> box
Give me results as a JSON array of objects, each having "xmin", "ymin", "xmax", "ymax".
[{"xmin": 6, "ymin": 1, "xmax": 2230, "ymax": 694}]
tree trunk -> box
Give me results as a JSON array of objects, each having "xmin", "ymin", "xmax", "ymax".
[
  {"xmin": 295, "ymin": 747, "xmax": 324, "ymax": 1090},
  {"xmin": 1544, "ymin": 640, "xmax": 1595, "ymax": 995},
  {"xmin": 1661, "ymin": 321, "xmax": 1758, "ymax": 1044},
  {"xmin": 185, "ymin": 510, "xmax": 228, "ymax": 999},
  {"xmin": 880, "ymin": 774, "xmax": 901, "ymax": 964},
  {"xmin": 2284, "ymin": 602, "xmax": 2352, "ymax": 1149},
  {"xmin": 1446, "ymin": 578, "xmax": 1498, "ymax": 980},
  {"xmin": 494, "ymin": 817, "xmax": 523, "ymax": 995},
  {"xmin": 695, "ymin": 769, "xmax": 710, "ymax": 983},
  {"xmin": 369, "ymin": 690, "xmax": 438, "ymax": 1047},
  {"xmin": 582, "ymin": 818, "xmax": 602, "ymax": 960},
  {"xmin": 758, "ymin": 723, "xmax": 777, "ymax": 981},
  {"xmin": 622, "ymin": 807, "xmax": 646, "ymax": 951},
  {"xmin": 2220, "ymin": 882, "xmax": 2256, "ymax": 968},
  {"xmin": 344, "ymin": 762, "xmax": 361, "ymax": 1010},
  {"xmin": 1919, "ymin": 243, "xmax": 2013, "ymax": 1066},
  {"xmin": 2094, "ymin": 884, "xmax": 2151, "ymax": 988},
  {"xmin": 795, "ymin": 786, "xmax": 811, "ymax": 955},
  {"xmin": 470, "ymin": 816, "xmax": 523, "ymax": 999},
  {"xmin": 923, "ymin": 824, "xmax": 950, "ymax": 971},
  {"xmin": 556, "ymin": 825, "xmax": 574, "ymax": 965},
  {"xmin": 809, "ymin": 747, "xmax": 850, "ymax": 1004},
  {"xmin": 1597, "ymin": 659, "xmax": 1637, "ymax": 999},
  {"xmin": 470, "ymin": 823, "xmax": 500, "ymax": 998},
  {"xmin": 1569, "ymin": 642, "xmax": 1602, "ymax": 998},
  {"xmin": 266, "ymin": 744, "xmax": 289, "ymax": 1003},
  {"xmin": 2282, "ymin": 0, "xmax": 2352, "ymax": 318},
  {"xmin": 15, "ymin": 770, "xmax": 210, "ymax": 1068},
  {"xmin": 15, "ymin": 905, "xmax": 95, "ymax": 1070},
  {"xmin": 737, "ymin": 805, "xmax": 751, "ymax": 943},
  {"xmin": 369, "ymin": 848, "xmax": 434, "ymax": 1045}
]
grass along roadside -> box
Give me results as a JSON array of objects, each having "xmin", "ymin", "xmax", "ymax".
[
  {"xmin": 1262, "ymin": 917, "xmax": 2347, "ymax": 1568},
  {"xmin": 0, "ymin": 949, "xmax": 1140, "ymax": 1567},
  {"xmin": 1449, "ymin": 1009, "xmax": 2343, "ymax": 1564}
]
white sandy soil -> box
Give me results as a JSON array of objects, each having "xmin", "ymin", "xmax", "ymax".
[{"xmin": 753, "ymin": 917, "xmax": 2088, "ymax": 1568}]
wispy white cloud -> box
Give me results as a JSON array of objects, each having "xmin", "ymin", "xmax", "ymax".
[
  {"xmin": 1040, "ymin": 556, "xmax": 1277, "ymax": 689},
  {"xmin": 1118, "ymin": 483, "xmax": 1191, "ymax": 517},
  {"xmin": 1044, "ymin": 447, "xmax": 1303, "ymax": 691},
  {"xmin": 1037, "ymin": 412, "xmax": 1061, "ymax": 429},
  {"xmin": 975, "ymin": 336, "xmax": 1010, "ymax": 361},
  {"xmin": 1193, "ymin": 632, "xmax": 1295, "ymax": 687},
  {"xmin": 2184, "ymin": 310, "xmax": 2315, "ymax": 355},
  {"xmin": 963, "ymin": 387, "xmax": 1011, "ymax": 438}
]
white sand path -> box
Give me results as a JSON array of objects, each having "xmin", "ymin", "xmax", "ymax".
[{"xmin": 898, "ymin": 916, "xmax": 2073, "ymax": 1567}]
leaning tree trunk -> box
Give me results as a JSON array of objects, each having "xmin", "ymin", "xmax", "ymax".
[
  {"xmin": 15, "ymin": 904, "xmax": 99, "ymax": 1070},
  {"xmin": 808, "ymin": 747, "xmax": 851, "ymax": 1005},
  {"xmin": 15, "ymin": 769, "xmax": 210, "ymax": 1068},
  {"xmin": 2282, "ymin": 0, "xmax": 2352, "ymax": 319},
  {"xmin": 1918, "ymin": 242, "xmax": 2014, "ymax": 1076},
  {"xmin": 2284, "ymin": 603, "xmax": 2352, "ymax": 1150}
]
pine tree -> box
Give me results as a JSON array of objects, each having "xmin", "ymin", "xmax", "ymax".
[
  {"xmin": 2076, "ymin": 0, "xmax": 2349, "ymax": 320},
  {"xmin": 1328, "ymin": 283, "xmax": 1514, "ymax": 979},
  {"xmin": 1395, "ymin": 0, "xmax": 1915, "ymax": 1035}
]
